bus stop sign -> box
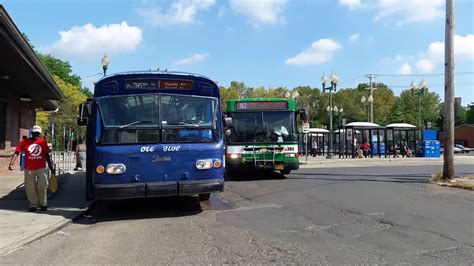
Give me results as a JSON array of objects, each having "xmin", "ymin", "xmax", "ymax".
[{"xmin": 303, "ymin": 122, "xmax": 310, "ymax": 133}]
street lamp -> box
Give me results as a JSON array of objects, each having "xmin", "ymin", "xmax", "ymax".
[
  {"xmin": 361, "ymin": 96, "xmax": 372, "ymax": 122},
  {"xmin": 322, "ymin": 71, "xmax": 338, "ymax": 159},
  {"xmin": 334, "ymin": 106, "xmax": 343, "ymax": 126},
  {"xmin": 101, "ymin": 53, "xmax": 109, "ymax": 76},
  {"xmin": 410, "ymin": 79, "xmax": 427, "ymax": 128}
]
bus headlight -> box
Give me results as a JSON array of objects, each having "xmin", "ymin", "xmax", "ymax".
[
  {"xmin": 106, "ymin": 163, "xmax": 127, "ymax": 174},
  {"xmin": 195, "ymin": 159, "xmax": 213, "ymax": 170},
  {"xmin": 226, "ymin": 154, "xmax": 241, "ymax": 159}
]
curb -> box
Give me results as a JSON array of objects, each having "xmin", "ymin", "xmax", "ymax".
[
  {"xmin": 0, "ymin": 213, "xmax": 77, "ymax": 257},
  {"xmin": 430, "ymin": 180, "xmax": 474, "ymax": 191},
  {"xmin": 0, "ymin": 172, "xmax": 92, "ymax": 257}
]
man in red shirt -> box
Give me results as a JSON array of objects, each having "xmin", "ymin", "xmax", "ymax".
[{"xmin": 8, "ymin": 125, "xmax": 55, "ymax": 212}]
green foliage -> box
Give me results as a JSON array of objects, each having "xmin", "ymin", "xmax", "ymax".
[
  {"xmin": 37, "ymin": 54, "xmax": 82, "ymax": 88},
  {"xmin": 38, "ymin": 76, "xmax": 87, "ymax": 150},
  {"xmin": 466, "ymin": 104, "xmax": 474, "ymax": 124},
  {"xmin": 219, "ymin": 81, "xmax": 443, "ymax": 131},
  {"xmin": 396, "ymin": 88, "xmax": 441, "ymax": 129}
]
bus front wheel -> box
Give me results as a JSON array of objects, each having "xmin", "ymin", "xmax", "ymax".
[
  {"xmin": 199, "ymin": 193, "xmax": 211, "ymax": 201},
  {"xmin": 280, "ymin": 169, "xmax": 291, "ymax": 175}
]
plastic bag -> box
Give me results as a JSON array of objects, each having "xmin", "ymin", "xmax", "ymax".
[{"xmin": 49, "ymin": 174, "xmax": 58, "ymax": 193}]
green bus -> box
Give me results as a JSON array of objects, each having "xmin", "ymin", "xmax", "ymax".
[{"xmin": 224, "ymin": 98, "xmax": 306, "ymax": 175}]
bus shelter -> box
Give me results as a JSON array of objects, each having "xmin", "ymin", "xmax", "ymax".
[
  {"xmin": 334, "ymin": 128, "xmax": 360, "ymax": 158},
  {"xmin": 343, "ymin": 122, "xmax": 385, "ymax": 158},
  {"xmin": 385, "ymin": 123, "xmax": 422, "ymax": 157},
  {"xmin": 308, "ymin": 128, "xmax": 329, "ymax": 156}
]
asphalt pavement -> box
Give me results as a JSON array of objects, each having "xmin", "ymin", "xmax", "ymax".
[{"xmin": 2, "ymin": 162, "xmax": 473, "ymax": 264}]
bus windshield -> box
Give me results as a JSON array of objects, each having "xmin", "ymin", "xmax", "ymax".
[
  {"xmin": 98, "ymin": 93, "xmax": 216, "ymax": 144},
  {"xmin": 229, "ymin": 111, "xmax": 297, "ymax": 143}
]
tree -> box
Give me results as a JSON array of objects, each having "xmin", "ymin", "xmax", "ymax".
[
  {"xmin": 38, "ymin": 76, "xmax": 87, "ymax": 150},
  {"xmin": 37, "ymin": 54, "xmax": 82, "ymax": 88},
  {"xmin": 397, "ymin": 88, "xmax": 442, "ymax": 129},
  {"xmin": 466, "ymin": 103, "xmax": 474, "ymax": 124},
  {"xmin": 219, "ymin": 81, "xmax": 253, "ymax": 111}
]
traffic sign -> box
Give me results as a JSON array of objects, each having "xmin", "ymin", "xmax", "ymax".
[{"xmin": 303, "ymin": 122, "xmax": 310, "ymax": 133}]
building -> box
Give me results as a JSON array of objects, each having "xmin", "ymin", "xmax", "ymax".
[
  {"xmin": 439, "ymin": 124, "xmax": 474, "ymax": 148},
  {"xmin": 0, "ymin": 5, "xmax": 64, "ymax": 174}
]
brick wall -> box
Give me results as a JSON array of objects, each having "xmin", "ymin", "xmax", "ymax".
[
  {"xmin": 0, "ymin": 95, "xmax": 35, "ymax": 176},
  {"xmin": 439, "ymin": 124, "xmax": 474, "ymax": 148}
]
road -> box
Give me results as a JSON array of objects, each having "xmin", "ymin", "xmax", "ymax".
[{"xmin": 2, "ymin": 164, "xmax": 474, "ymax": 264}]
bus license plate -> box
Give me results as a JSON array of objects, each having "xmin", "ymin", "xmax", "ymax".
[{"xmin": 275, "ymin": 165, "xmax": 284, "ymax": 170}]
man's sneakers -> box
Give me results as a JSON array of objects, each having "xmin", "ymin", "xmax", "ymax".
[
  {"xmin": 28, "ymin": 206, "xmax": 36, "ymax": 212},
  {"xmin": 40, "ymin": 206, "xmax": 48, "ymax": 211}
]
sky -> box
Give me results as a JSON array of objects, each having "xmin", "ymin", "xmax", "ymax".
[{"xmin": 2, "ymin": 0, "xmax": 473, "ymax": 105}]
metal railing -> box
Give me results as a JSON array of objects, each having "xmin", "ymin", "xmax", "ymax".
[{"xmin": 51, "ymin": 151, "xmax": 75, "ymax": 175}]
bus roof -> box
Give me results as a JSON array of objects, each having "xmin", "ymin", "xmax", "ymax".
[
  {"xmin": 96, "ymin": 70, "xmax": 215, "ymax": 85},
  {"xmin": 226, "ymin": 97, "xmax": 297, "ymax": 111},
  {"xmin": 228, "ymin": 97, "xmax": 289, "ymax": 102},
  {"xmin": 94, "ymin": 71, "xmax": 219, "ymax": 98}
]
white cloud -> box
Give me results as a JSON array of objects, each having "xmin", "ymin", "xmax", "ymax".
[
  {"xmin": 348, "ymin": 33, "xmax": 360, "ymax": 43},
  {"xmin": 41, "ymin": 22, "xmax": 142, "ymax": 60},
  {"xmin": 374, "ymin": 0, "xmax": 444, "ymax": 26},
  {"xmin": 172, "ymin": 53, "xmax": 209, "ymax": 68},
  {"xmin": 138, "ymin": 0, "xmax": 215, "ymax": 27},
  {"xmin": 230, "ymin": 0, "xmax": 287, "ymax": 26},
  {"xmin": 426, "ymin": 41, "xmax": 444, "ymax": 61},
  {"xmin": 415, "ymin": 59, "xmax": 434, "ymax": 73},
  {"xmin": 339, "ymin": 0, "xmax": 363, "ymax": 10},
  {"xmin": 285, "ymin": 38, "xmax": 342, "ymax": 66},
  {"xmin": 398, "ymin": 62, "xmax": 412, "ymax": 75},
  {"xmin": 394, "ymin": 34, "xmax": 474, "ymax": 73}
]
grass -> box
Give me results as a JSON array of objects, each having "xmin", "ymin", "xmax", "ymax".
[{"xmin": 431, "ymin": 172, "xmax": 474, "ymax": 190}]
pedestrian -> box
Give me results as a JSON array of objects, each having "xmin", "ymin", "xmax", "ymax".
[
  {"xmin": 311, "ymin": 138, "xmax": 318, "ymax": 157},
  {"xmin": 360, "ymin": 140, "xmax": 371, "ymax": 158},
  {"xmin": 8, "ymin": 125, "xmax": 55, "ymax": 212},
  {"xmin": 405, "ymin": 143, "xmax": 414, "ymax": 157},
  {"xmin": 74, "ymin": 139, "xmax": 86, "ymax": 171}
]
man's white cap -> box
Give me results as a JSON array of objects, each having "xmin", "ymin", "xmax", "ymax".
[{"xmin": 32, "ymin": 125, "xmax": 42, "ymax": 133}]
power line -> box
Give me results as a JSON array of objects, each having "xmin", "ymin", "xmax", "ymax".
[{"xmin": 370, "ymin": 71, "xmax": 474, "ymax": 77}]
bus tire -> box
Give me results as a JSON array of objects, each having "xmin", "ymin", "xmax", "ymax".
[
  {"xmin": 199, "ymin": 193, "xmax": 211, "ymax": 201},
  {"xmin": 280, "ymin": 169, "xmax": 291, "ymax": 175}
]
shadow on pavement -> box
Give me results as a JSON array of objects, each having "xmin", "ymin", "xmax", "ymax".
[
  {"xmin": 288, "ymin": 175, "xmax": 428, "ymax": 184},
  {"xmin": 75, "ymin": 196, "xmax": 204, "ymax": 224},
  {"xmin": 0, "ymin": 172, "xmax": 87, "ymax": 218}
]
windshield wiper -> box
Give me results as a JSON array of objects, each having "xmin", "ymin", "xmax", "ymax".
[{"xmin": 119, "ymin": 120, "xmax": 155, "ymax": 129}]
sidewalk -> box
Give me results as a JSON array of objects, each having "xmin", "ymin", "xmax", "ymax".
[
  {"xmin": 0, "ymin": 171, "xmax": 89, "ymax": 256},
  {"xmin": 299, "ymin": 155, "xmax": 474, "ymax": 169}
]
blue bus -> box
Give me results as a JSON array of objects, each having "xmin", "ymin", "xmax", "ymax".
[{"xmin": 78, "ymin": 71, "xmax": 224, "ymax": 201}]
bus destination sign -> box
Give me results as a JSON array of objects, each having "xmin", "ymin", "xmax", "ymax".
[
  {"xmin": 124, "ymin": 79, "xmax": 193, "ymax": 90},
  {"xmin": 236, "ymin": 101, "xmax": 288, "ymax": 111},
  {"xmin": 159, "ymin": 80, "xmax": 193, "ymax": 90}
]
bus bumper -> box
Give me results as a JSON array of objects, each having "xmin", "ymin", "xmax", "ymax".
[
  {"xmin": 93, "ymin": 179, "xmax": 224, "ymax": 199},
  {"xmin": 226, "ymin": 161, "xmax": 299, "ymax": 171}
]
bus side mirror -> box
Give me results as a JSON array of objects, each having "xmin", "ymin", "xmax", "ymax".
[
  {"xmin": 77, "ymin": 102, "xmax": 91, "ymax": 126},
  {"xmin": 299, "ymin": 109, "xmax": 308, "ymax": 122}
]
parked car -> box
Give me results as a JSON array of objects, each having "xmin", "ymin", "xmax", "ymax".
[
  {"xmin": 440, "ymin": 145, "xmax": 462, "ymax": 153},
  {"xmin": 455, "ymin": 144, "xmax": 472, "ymax": 153}
]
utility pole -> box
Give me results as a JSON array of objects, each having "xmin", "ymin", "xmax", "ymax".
[
  {"xmin": 365, "ymin": 74, "xmax": 376, "ymax": 123},
  {"xmin": 443, "ymin": 0, "xmax": 455, "ymax": 180}
]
